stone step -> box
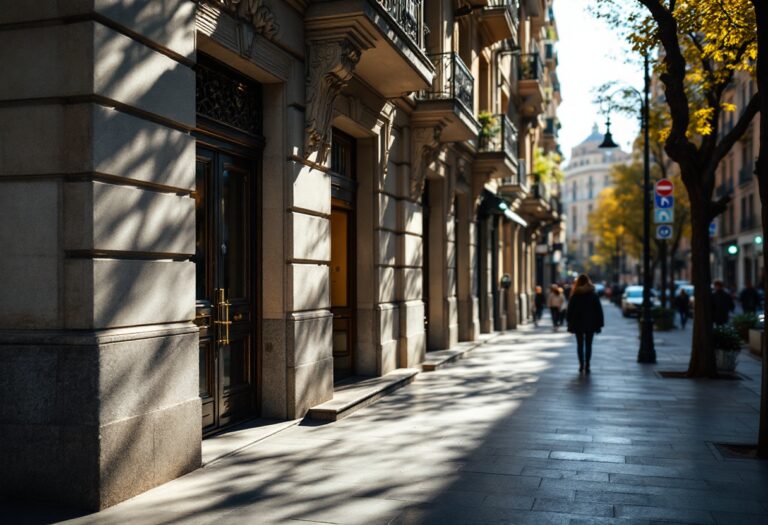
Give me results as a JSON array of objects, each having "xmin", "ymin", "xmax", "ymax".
[
  {"xmin": 421, "ymin": 333, "xmax": 501, "ymax": 372},
  {"xmin": 306, "ymin": 368, "xmax": 420, "ymax": 421}
]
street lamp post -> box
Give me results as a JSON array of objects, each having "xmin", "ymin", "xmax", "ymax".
[{"xmin": 599, "ymin": 53, "xmax": 656, "ymax": 363}]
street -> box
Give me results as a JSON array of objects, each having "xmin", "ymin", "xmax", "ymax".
[{"xmin": 11, "ymin": 302, "xmax": 768, "ymax": 525}]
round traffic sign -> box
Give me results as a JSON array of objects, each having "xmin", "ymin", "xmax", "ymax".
[{"xmin": 655, "ymin": 179, "xmax": 673, "ymax": 197}]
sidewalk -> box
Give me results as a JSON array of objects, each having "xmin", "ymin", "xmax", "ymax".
[{"xmin": 8, "ymin": 303, "xmax": 768, "ymax": 524}]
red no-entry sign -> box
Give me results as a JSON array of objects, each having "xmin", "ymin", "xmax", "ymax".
[{"xmin": 655, "ymin": 179, "xmax": 674, "ymax": 197}]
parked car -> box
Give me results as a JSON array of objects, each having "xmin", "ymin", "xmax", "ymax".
[
  {"xmin": 621, "ymin": 286, "xmax": 660, "ymax": 317},
  {"xmin": 595, "ymin": 283, "xmax": 606, "ymax": 297}
]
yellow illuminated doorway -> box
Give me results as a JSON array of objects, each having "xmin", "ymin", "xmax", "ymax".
[
  {"xmin": 331, "ymin": 202, "xmax": 354, "ymax": 379},
  {"xmin": 330, "ymin": 129, "xmax": 356, "ymax": 381}
]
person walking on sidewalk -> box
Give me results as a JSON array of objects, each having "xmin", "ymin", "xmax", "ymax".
[
  {"xmin": 566, "ymin": 274, "xmax": 604, "ymax": 373},
  {"xmin": 533, "ymin": 286, "xmax": 546, "ymax": 326},
  {"xmin": 547, "ymin": 285, "xmax": 565, "ymax": 331},
  {"xmin": 673, "ymin": 288, "xmax": 691, "ymax": 329},
  {"xmin": 712, "ymin": 279, "xmax": 734, "ymax": 326}
]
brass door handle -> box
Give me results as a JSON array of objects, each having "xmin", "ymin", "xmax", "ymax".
[{"xmin": 215, "ymin": 288, "xmax": 231, "ymax": 345}]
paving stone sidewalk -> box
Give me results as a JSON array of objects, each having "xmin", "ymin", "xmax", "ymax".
[{"xmin": 8, "ymin": 301, "xmax": 768, "ymax": 525}]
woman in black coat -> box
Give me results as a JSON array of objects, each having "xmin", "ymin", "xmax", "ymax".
[{"xmin": 566, "ymin": 274, "xmax": 604, "ymax": 373}]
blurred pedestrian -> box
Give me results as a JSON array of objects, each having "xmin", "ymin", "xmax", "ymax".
[
  {"xmin": 673, "ymin": 288, "xmax": 691, "ymax": 329},
  {"xmin": 567, "ymin": 274, "xmax": 604, "ymax": 374},
  {"xmin": 712, "ymin": 280, "xmax": 734, "ymax": 326},
  {"xmin": 547, "ymin": 285, "xmax": 565, "ymax": 331},
  {"xmin": 533, "ymin": 286, "xmax": 545, "ymax": 326},
  {"xmin": 739, "ymin": 282, "xmax": 760, "ymax": 314}
]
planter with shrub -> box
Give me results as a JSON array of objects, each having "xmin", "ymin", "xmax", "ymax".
[
  {"xmin": 731, "ymin": 312, "xmax": 758, "ymax": 341},
  {"xmin": 652, "ymin": 307, "xmax": 676, "ymax": 331},
  {"xmin": 713, "ymin": 323, "xmax": 742, "ymax": 372}
]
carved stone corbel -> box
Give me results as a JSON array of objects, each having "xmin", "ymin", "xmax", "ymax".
[
  {"xmin": 304, "ymin": 38, "xmax": 362, "ymax": 162},
  {"xmin": 410, "ymin": 126, "xmax": 443, "ymax": 200},
  {"xmin": 214, "ymin": 0, "xmax": 280, "ymax": 39}
]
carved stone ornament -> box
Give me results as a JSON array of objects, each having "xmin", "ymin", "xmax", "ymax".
[
  {"xmin": 410, "ymin": 126, "xmax": 443, "ymax": 200},
  {"xmin": 304, "ymin": 39, "xmax": 362, "ymax": 162},
  {"xmin": 213, "ymin": 0, "xmax": 279, "ymax": 39}
]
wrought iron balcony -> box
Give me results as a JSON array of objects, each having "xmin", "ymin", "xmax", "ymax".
[
  {"xmin": 479, "ymin": 114, "xmax": 518, "ymax": 157},
  {"xmin": 476, "ymin": 114, "xmax": 520, "ymax": 182},
  {"xmin": 716, "ymin": 177, "xmax": 735, "ymax": 197},
  {"xmin": 518, "ymin": 53, "xmax": 544, "ymax": 81},
  {"xmin": 531, "ymin": 180, "xmax": 550, "ymax": 202},
  {"xmin": 739, "ymin": 165, "xmax": 754, "ymax": 186},
  {"xmin": 413, "ymin": 52, "xmax": 479, "ymax": 141},
  {"xmin": 305, "ymin": 0, "xmax": 433, "ymax": 98},
  {"xmin": 741, "ymin": 215, "xmax": 758, "ymax": 232},
  {"xmin": 377, "ymin": 0, "xmax": 425, "ymax": 47},
  {"xmin": 479, "ymin": 0, "xmax": 519, "ymax": 45},
  {"xmin": 516, "ymin": 53, "xmax": 546, "ymax": 117},
  {"xmin": 544, "ymin": 117, "xmax": 559, "ymax": 137},
  {"xmin": 421, "ymin": 52, "xmax": 474, "ymax": 114}
]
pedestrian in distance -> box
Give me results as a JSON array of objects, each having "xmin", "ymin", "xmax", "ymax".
[
  {"xmin": 673, "ymin": 288, "xmax": 691, "ymax": 329},
  {"xmin": 533, "ymin": 286, "xmax": 546, "ymax": 326},
  {"xmin": 547, "ymin": 285, "xmax": 565, "ymax": 331},
  {"xmin": 712, "ymin": 279, "xmax": 735, "ymax": 326},
  {"xmin": 566, "ymin": 274, "xmax": 604, "ymax": 374},
  {"xmin": 739, "ymin": 282, "xmax": 760, "ymax": 314}
]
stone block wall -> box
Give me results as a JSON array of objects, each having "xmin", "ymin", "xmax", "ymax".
[{"xmin": 0, "ymin": 1, "xmax": 201, "ymax": 510}]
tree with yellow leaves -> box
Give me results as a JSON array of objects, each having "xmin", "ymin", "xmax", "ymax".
[
  {"xmin": 593, "ymin": 0, "xmax": 758, "ymax": 380},
  {"xmin": 588, "ymin": 158, "xmax": 691, "ymax": 285},
  {"xmin": 596, "ymin": 0, "xmax": 768, "ymax": 457}
]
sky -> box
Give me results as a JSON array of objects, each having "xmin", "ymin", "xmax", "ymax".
[{"xmin": 553, "ymin": 1, "xmax": 644, "ymax": 163}]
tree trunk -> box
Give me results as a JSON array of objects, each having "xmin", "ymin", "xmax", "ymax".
[
  {"xmin": 751, "ymin": 0, "xmax": 768, "ymax": 460},
  {"xmin": 686, "ymin": 190, "xmax": 717, "ymax": 377}
]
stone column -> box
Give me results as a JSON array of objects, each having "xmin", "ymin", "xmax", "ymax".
[{"xmin": 0, "ymin": 2, "xmax": 199, "ymax": 510}]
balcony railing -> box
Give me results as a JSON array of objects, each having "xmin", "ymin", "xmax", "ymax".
[
  {"xmin": 421, "ymin": 52, "xmax": 474, "ymax": 113},
  {"xmin": 479, "ymin": 114, "xmax": 518, "ymax": 157},
  {"xmin": 716, "ymin": 177, "xmax": 735, "ymax": 197},
  {"xmin": 739, "ymin": 165, "xmax": 754, "ymax": 186},
  {"xmin": 741, "ymin": 215, "xmax": 757, "ymax": 231},
  {"xmin": 518, "ymin": 53, "xmax": 544, "ymax": 81},
  {"xmin": 377, "ymin": 0, "xmax": 425, "ymax": 47},
  {"xmin": 531, "ymin": 180, "xmax": 550, "ymax": 202},
  {"xmin": 544, "ymin": 117, "xmax": 559, "ymax": 137},
  {"xmin": 487, "ymin": 0, "xmax": 519, "ymax": 22}
]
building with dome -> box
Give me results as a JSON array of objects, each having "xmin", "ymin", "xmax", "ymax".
[{"xmin": 562, "ymin": 124, "xmax": 630, "ymax": 278}]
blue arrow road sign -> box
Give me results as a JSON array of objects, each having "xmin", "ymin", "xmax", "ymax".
[
  {"xmin": 709, "ymin": 221, "xmax": 717, "ymax": 238},
  {"xmin": 654, "ymin": 209, "xmax": 674, "ymax": 224},
  {"xmin": 656, "ymin": 225, "xmax": 673, "ymax": 240},
  {"xmin": 655, "ymin": 195, "xmax": 674, "ymax": 209}
]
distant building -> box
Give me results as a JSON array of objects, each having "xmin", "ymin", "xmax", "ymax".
[
  {"xmin": 712, "ymin": 71, "xmax": 763, "ymax": 291},
  {"xmin": 562, "ymin": 124, "xmax": 630, "ymax": 278}
]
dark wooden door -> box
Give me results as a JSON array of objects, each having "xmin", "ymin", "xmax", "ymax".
[{"xmin": 195, "ymin": 146, "xmax": 257, "ymax": 434}]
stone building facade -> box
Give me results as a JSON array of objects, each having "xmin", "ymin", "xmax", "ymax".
[
  {"xmin": 0, "ymin": 0, "xmax": 561, "ymax": 510},
  {"xmin": 562, "ymin": 125, "xmax": 630, "ymax": 278},
  {"xmin": 712, "ymin": 71, "xmax": 763, "ymax": 291}
]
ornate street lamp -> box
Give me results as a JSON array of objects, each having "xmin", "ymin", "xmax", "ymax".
[{"xmin": 598, "ymin": 53, "xmax": 656, "ymax": 364}]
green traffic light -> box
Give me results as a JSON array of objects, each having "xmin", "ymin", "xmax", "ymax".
[
  {"xmin": 755, "ymin": 235, "xmax": 763, "ymax": 245},
  {"xmin": 727, "ymin": 244, "xmax": 739, "ymax": 255}
]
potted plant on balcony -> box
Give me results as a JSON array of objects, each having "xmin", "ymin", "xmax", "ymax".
[
  {"xmin": 731, "ymin": 312, "xmax": 758, "ymax": 341},
  {"xmin": 477, "ymin": 111, "xmax": 498, "ymax": 151},
  {"xmin": 713, "ymin": 323, "xmax": 742, "ymax": 372}
]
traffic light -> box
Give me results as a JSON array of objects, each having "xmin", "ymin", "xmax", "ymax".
[
  {"xmin": 755, "ymin": 235, "xmax": 763, "ymax": 246},
  {"xmin": 727, "ymin": 244, "xmax": 739, "ymax": 255}
]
